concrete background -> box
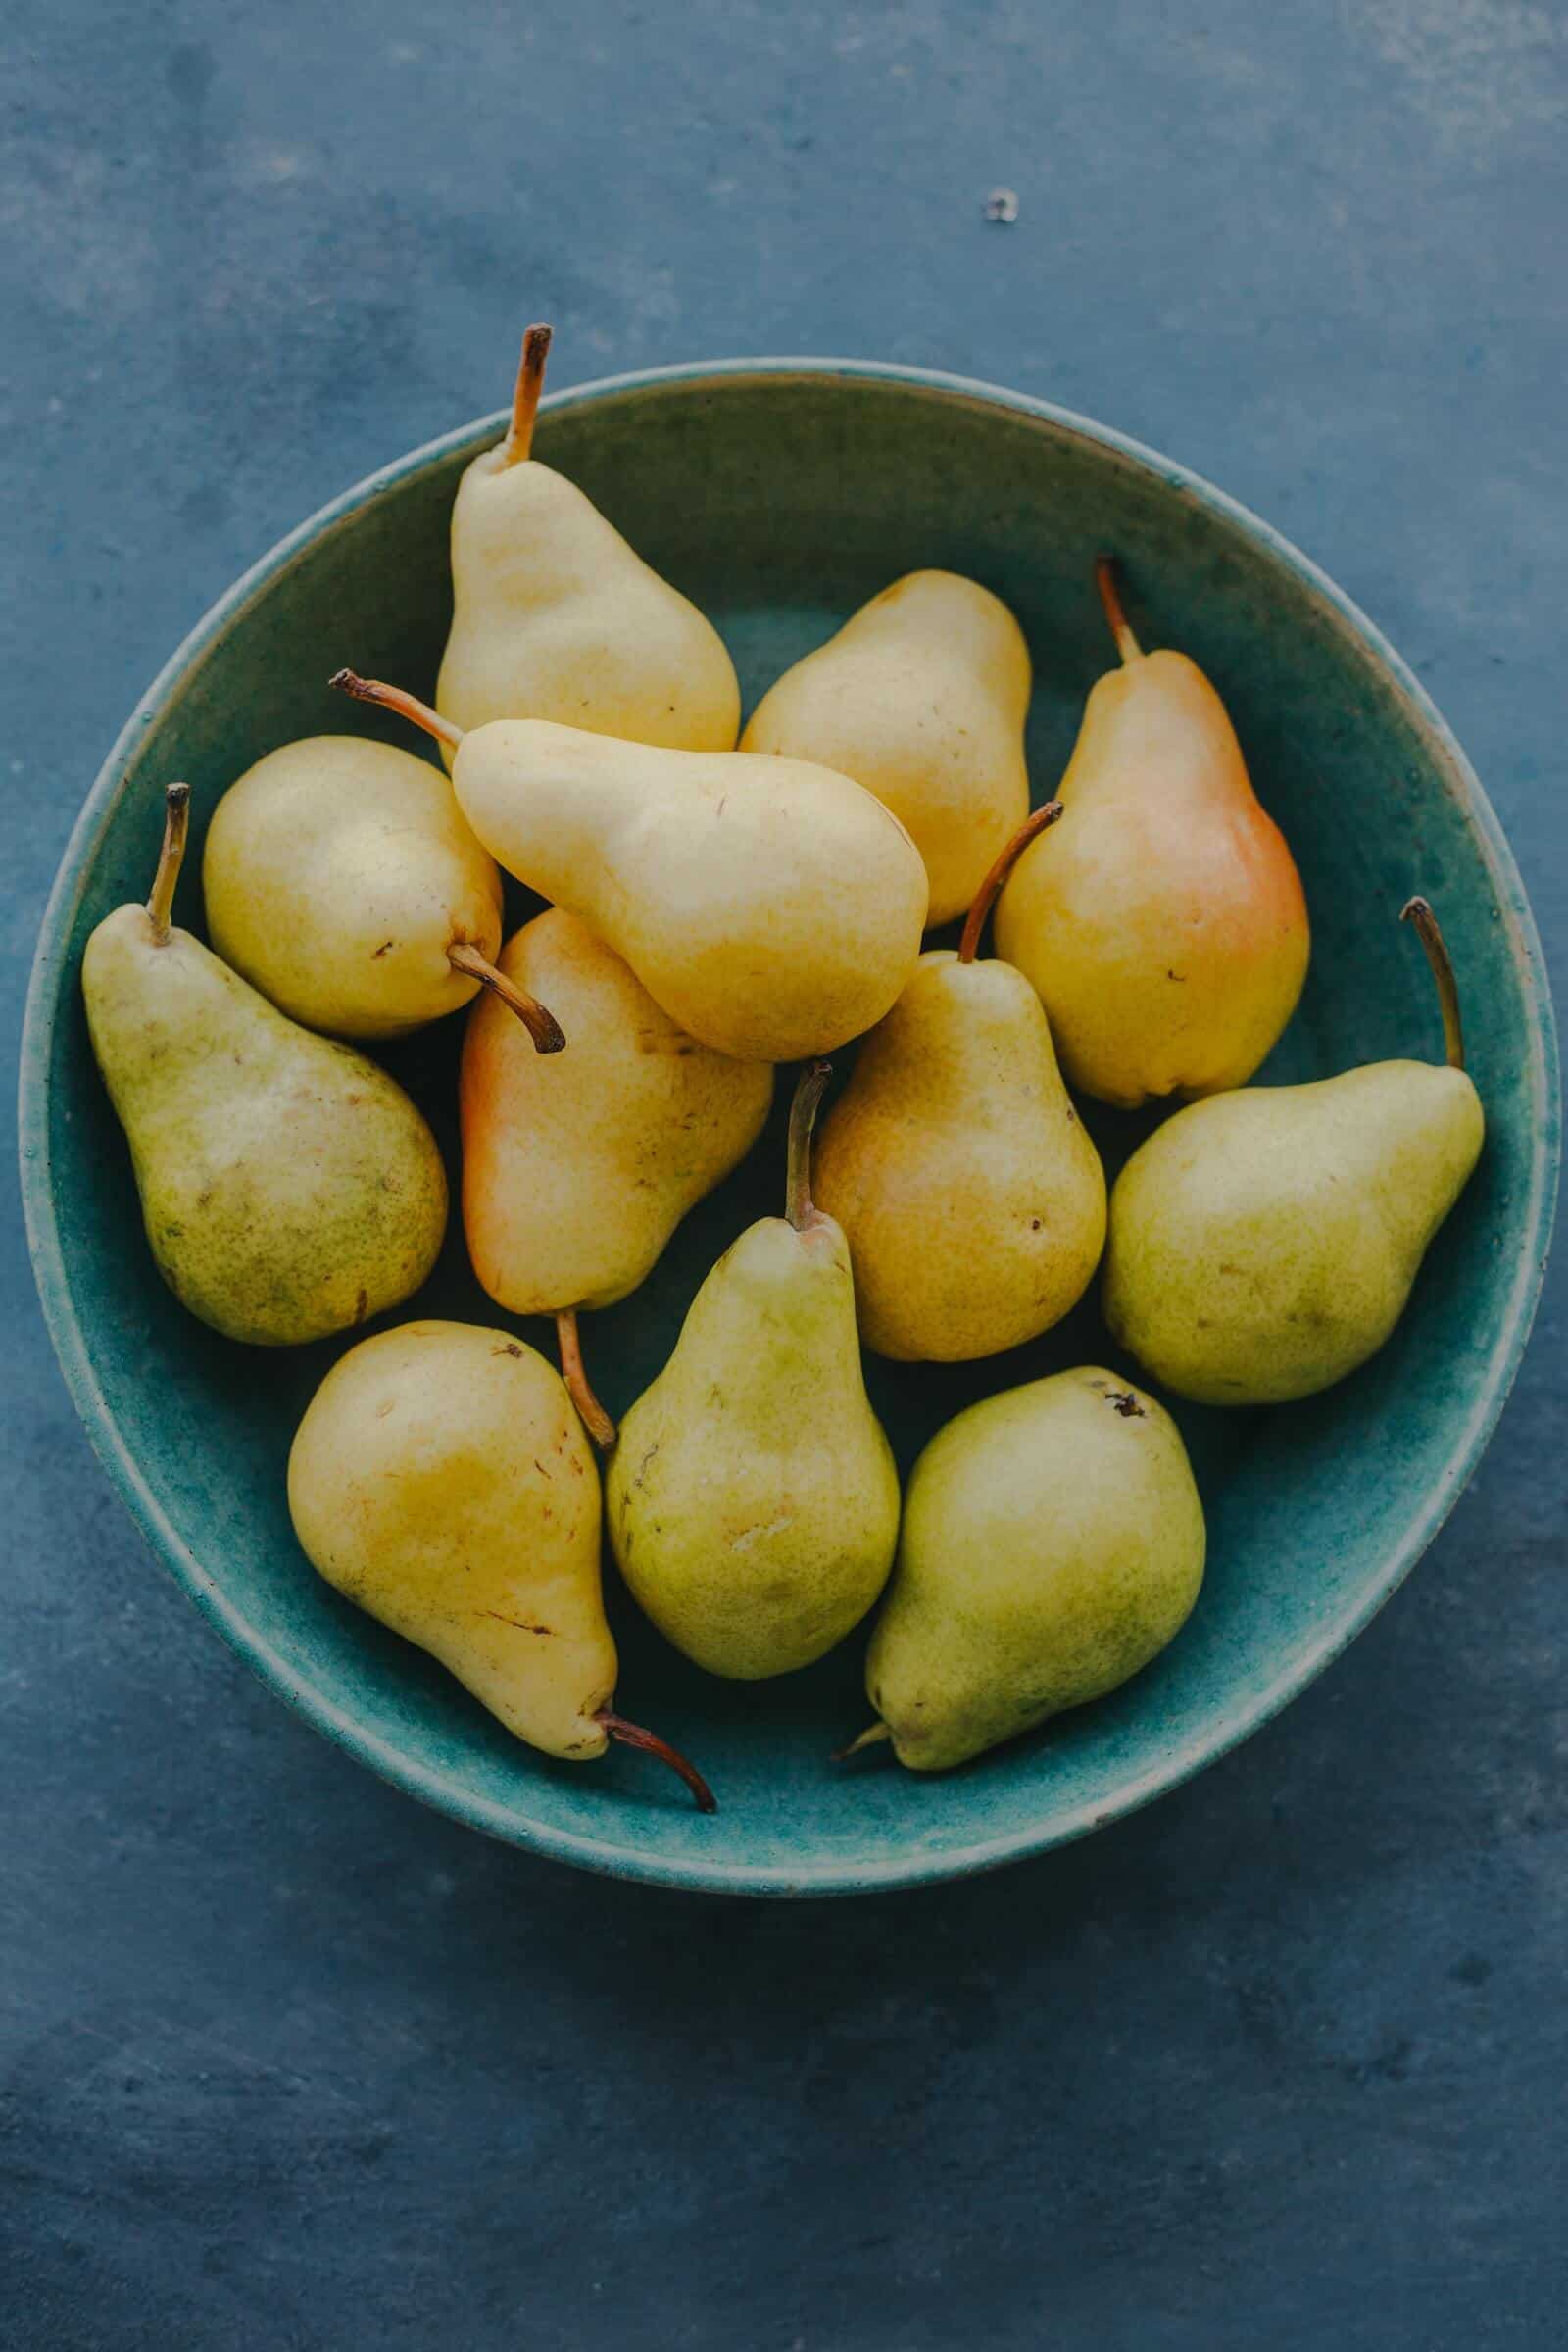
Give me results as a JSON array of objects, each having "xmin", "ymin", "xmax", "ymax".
[{"xmin": 4, "ymin": 3, "xmax": 1564, "ymax": 2345}]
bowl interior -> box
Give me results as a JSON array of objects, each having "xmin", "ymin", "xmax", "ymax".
[{"xmin": 23, "ymin": 365, "xmax": 1558, "ymax": 1893}]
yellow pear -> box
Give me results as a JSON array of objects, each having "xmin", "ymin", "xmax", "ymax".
[
  {"xmin": 332, "ymin": 674, "xmax": 930, "ymax": 1064},
  {"xmin": 994, "ymin": 559, "xmax": 1309, "ymax": 1106},
  {"xmin": 742, "ymin": 569, "xmax": 1031, "ymax": 924},
  {"xmin": 813, "ymin": 805, "xmax": 1105, "ymax": 1359},
  {"xmin": 436, "ymin": 324, "xmax": 739, "ymax": 752},
  {"xmin": 289, "ymin": 1320, "xmax": 714, "ymax": 1807}
]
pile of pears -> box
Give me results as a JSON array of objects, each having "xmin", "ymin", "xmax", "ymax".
[{"xmin": 82, "ymin": 326, "xmax": 1486, "ymax": 1814}]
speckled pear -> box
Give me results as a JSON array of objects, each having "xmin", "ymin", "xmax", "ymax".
[
  {"xmin": 436, "ymin": 325, "xmax": 739, "ymax": 752},
  {"xmin": 994, "ymin": 559, "xmax": 1309, "ymax": 1106},
  {"xmin": 741, "ymin": 569, "xmax": 1031, "ymax": 924},
  {"xmin": 854, "ymin": 1369, "xmax": 1205, "ymax": 1772},
  {"xmin": 82, "ymin": 785, "xmax": 447, "ymax": 1347},
  {"xmin": 607, "ymin": 1067, "xmax": 901, "ymax": 1680},
  {"xmin": 1102, "ymin": 899, "xmax": 1485, "ymax": 1405}
]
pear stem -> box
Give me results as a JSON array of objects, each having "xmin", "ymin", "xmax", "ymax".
[
  {"xmin": 145, "ymin": 782, "xmax": 191, "ymax": 946},
  {"xmin": 957, "ymin": 800, "xmax": 1065, "ymax": 963},
  {"xmin": 329, "ymin": 669, "xmax": 465, "ymax": 751},
  {"xmin": 834, "ymin": 1722, "xmax": 892, "ymax": 1763},
  {"xmin": 499, "ymin": 323, "xmax": 553, "ymax": 468},
  {"xmin": 1096, "ymin": 556, "xmax": 1142, "ymax": 664},
  {"xmin": 448, "ymin": 942, "xmax": 565, "ymax": 1054},
  {"xmin": 597, "ymin": 1712, "xmax": 717, "ymax": 1813},
  {"xmin": 785, "ymin": 1060, "xmax": 832, "ymax": 1231},
  {"xmin": 1400, "ymin": 897, "xmax": 1466, "ymax": 1071},
  {"xmin": 556, "ymin": 1309, "xmax": 615, "ymax": 1449}
]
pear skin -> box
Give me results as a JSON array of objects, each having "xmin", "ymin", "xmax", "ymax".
[
  {"xmin": 203, "ymin": 735, "xmax": 506, "ymax": 1039},
  {"xmin": 607, "ymin": 1068, "xmax": 901, "ymax": 1679},
  {"xmin": 741, "ymin": 570, "xmax": 1032, "ymax": 925},
  {"xmin": 460, "ymin": 907, "xmax": 773, "ymax": 1314},
  {"xmin": 862, "ymin": 1370, "xmax": 1205, "ymax": 1771},
  {"xmin": 994, "ymin": 561, "xmax": 1308, "ymax": 1107},
  {"xmin": 83, "ymin": 787, "xmax": 447, "ymax": 1347},
  {"xmin": 436, "ymin": 325, "xmax": 739, "ymax": 753}
]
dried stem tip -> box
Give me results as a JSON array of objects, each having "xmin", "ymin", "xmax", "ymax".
[
  {"xmin": 500, "ymin": 322, "xmax": 553, "ymax": 468},
  {"xmin": 146, "ymin": 782, "xmax": 192, "ymax": 945},
  {"xmin": 597, "ymin": 1712, "xmax": 717, "ymax": 1814},
  {"xmin": 448, "ymin": 943, "xmax": 565, "ymax": 1054},
  {"xmin": 786, "ymin": 1060, "xmax": 832, "ymax": 1231},
  {"xmin": 1400, "ymin": 896, "xmax": 1466, "ymax": 1072},
  {"xmin": 328, "ymin": 670, "xmax": 464, "ymax": 751},
  {"xmin": 833, "ymin": 1722, "xmax": 892, "ymax": 1763},
  {"xmin": 1096, "ymin": 555, "xmax": 1143, "ymax": 665},
  {"xmin": 958, "ymin": 799, "xmax": 1064, "ymax": 963}
]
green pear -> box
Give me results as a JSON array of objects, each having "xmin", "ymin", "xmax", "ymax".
[
  {"xmin": 813, "ymin": 804, "xmax": 1106, "ymax": 1359},
  {"xmin": 1102, "ymin": 898, "xmax": 1485, "ymax": 1406},
  {"xmin": 82, "ymin": 785, "xmax": 448, "ymax": 1347},
  {"xmin": 993, "ymin": 559, "xmax": 1309, "ymax": 1106},
  {"xmin": 332, "ymin": 674, "xmax": 929, "ymax": 1064},
  {"xmin": 854, "ymin": 1369, "xmax": 1205, "ymax": 1771},
  {"xmin": 460, "ymin": 907, "xmax": 773, "ymax": 1444},
  {"xmin": 436, "ymin": 324, "xmax": 739, "ymax": 752},
  {"xmin": 288, "ymin": 1320, "xmax": 713, "ymax": 1807},
  {"xmin": 741, "ymin": 570, "xmax": 1031, "ymax": 925},
  {"xmin": 607, "ymin": 1066, "xmax": 901, "ymax": 1680}
]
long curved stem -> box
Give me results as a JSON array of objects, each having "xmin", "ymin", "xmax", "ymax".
[
  {"xmin": 1096, "ymin": 555, "xmax": 1142, "ymax": 664},
  {"xmin": 957, "ymin": 800, "xmax": 1064, "ymax": 963},
  {"xmin": 146, "ymin": 782, "xmax": 191, "ymax": 945},
  {"xmin": 329, "ymin": 669, "xmax": 464, "ymax": 751},
  {"xmin": 556, "ymin": 1309, "xmax": 615, "ymax": 1449},
  {"xmin": 499, "ymin": 323, "xmax": 553, "ymax": 468},
  {"xmin": 597, "ymin": 1712, "xmax": 717, "ymax": 1813},
  {"xmin": 786, "ymin": 1060, "xmax": 831, "ymax": 1231},
  {"xmin": 834, "ymin": 1722, "xmax": 892, "ymax": 1762},
  {"xmin": 1400, "ymin": 897, "xmax": 1466, "ymax": 1071},
  {"xmin": 448, "ymin": 942, "xmax": 565, "ymax": 1054}
]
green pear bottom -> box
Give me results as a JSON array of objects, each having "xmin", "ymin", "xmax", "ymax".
[
  {"xmin": 82, "ymin": 906, "xmax": 448, "ymax": 1347},
  {"xmin": 607, "ymin": 1211, "xmax": 902, "ymax": 1680},
  {"xmin": 866, "ymin": 1369, "xmax": 1205, "ymax": 1771},
  {"xmin": 1102, "ymin": 1060, "xmax": 1485, "ymax": 1405}
]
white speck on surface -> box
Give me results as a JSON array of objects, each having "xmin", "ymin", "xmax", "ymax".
[{"xmin": 985, "ymin": 186, "xmax": 1019, "ymax": 222}]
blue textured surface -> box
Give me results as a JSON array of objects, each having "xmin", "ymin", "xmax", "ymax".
[{"xmin": 4, "ymin": 2, "xmax": 1565, "ymax": 2342}]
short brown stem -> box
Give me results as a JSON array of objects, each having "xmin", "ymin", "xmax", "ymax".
[
  {"xmin": 146, "ymin": 783, "xmax": 191, "ymax": 945},
  {"xmin": 449, "ymin": 942, "xmax": 565, "ymax": 1054},
  {"xmin": 556, "ymin": 1309, "xmax": 615, "ymax": 1448},
  {"xmin": 500, "ymin": 322, "xmax": 553, "ymax": 468},
  {"xmin": 833, "ymin": 1722, "xmax": 892, "ymax": 1763},
  {"xmin": 329, "ymin": 669, "xmax": 464, "ymax": 750},
  {"xmin": 957, "ymin": 800, "xmax": 1064, "ymax": 962},
  {"xmin": 1400, "ymin": 897, "xmax": 1466, "ymax": 1071},
  {"xmin": 597, "ymin": 1712, "xmax": 717, "ymax": 1813},
  {"xmin": 786, "ymin": 1060, "xmax": 832, "ymax": 1230},
  {"xmin": 1096, "ymin": 555, "xmax": 1143, "ymax": 664}
]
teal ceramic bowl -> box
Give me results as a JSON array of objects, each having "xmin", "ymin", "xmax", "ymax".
[{"xmin": 20, "ymin": 361, "xmax": 1559, "ymax": 1895}]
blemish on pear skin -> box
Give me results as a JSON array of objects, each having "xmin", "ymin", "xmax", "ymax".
[
  {"xmin": 478, "ymin": 1609, "xmax": 555, "ymax": 1637},
  {"xmin": 1105, "ymin": 1390, "xmax": 1145, "ymax": 1417},
  {"xmin": 354, "ymin": 1288, "xmax": 369, "ymax": 1323},
  {"xmin": 372, "ymin": 941, "xmax": 395, "ymax": 959},
  {"xmin": 493, "ymin": 1342, "xmax": 523, "ymax": 1357}
]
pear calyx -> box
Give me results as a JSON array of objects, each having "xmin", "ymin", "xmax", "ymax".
[
  {"xmin": 1096, "ymin": 555, "xmax": 1143, "ymax": 664},
  {"xmin": 499, "ymin": 322, "xmax": 553, "ymax": 469},
  {"xmin": 957, "ymin": 798, "xmax": 1063, "ymax": 964},
  {"xmin": 447, "ymin": 940, "xmax": 565, "ymax": 1055},
  {"xmin": 786, "ymin": 1060, "xmax": 832, "ymax": 1230},
  {"xmin": 1400, "ymin": 896, "xmax": 1466, "ymax": 1071},
  {"xmin": 146, "ymin": 782, "xmax": 191, "ymax": 945},
  {"xmin": 556, "ymin": 1307, "xmax": 615, "ymax": 1450},
  {"xmin": 597, "ymin": 1711, "xmax": 717, "ymax": 1814},
  {"xmin": 329, "ymin": 669, "xmax": 464, "ymax": 751}
]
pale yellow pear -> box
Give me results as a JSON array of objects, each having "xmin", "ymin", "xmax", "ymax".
[
  {"xmin": 333, "ymin": 677, "xmax": 930, "ymax": 1064},
  {"xmin": 607, "ymin": 1069, "xmax": 901, "ymax": 1680},
  {"xmin": 288, "ymin": 1320, "xmax": 714, "ymax": 1806},
  {"xmin": 813, "ymin": 806, "xmax": 1105, "ymax": 1360},
  {"xmin": 83, "ymin": 787, "xmax": 447, "ymax": 1348},
  {"xmin": 858, "ymin": 1370, "xmax": 1205, "ymax": 1771},
  {"xmin": 1102, "ymin": 900, "xmax": 1485, "ymax": 1406},
  {"xmin": 742, "ymin": 570, "xmax": 1031, "ymax": 924},
  {"xmin": 436, "ymin": 325, "xmax": 739, "ymax": 753}
]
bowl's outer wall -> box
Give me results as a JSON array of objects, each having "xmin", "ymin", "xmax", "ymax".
[{"xmin": 21, "ymin": 364, "xmax": 1559, "ymax": 1893}]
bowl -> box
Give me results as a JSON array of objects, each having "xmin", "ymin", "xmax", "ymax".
[{"xmin": 20, "ymin": 360, "xmax": 1559, "ymax": 1896}]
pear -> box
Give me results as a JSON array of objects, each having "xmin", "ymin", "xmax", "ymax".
[
  {"xmin": 1102, "ymin": 898, "xmax": 1485, "ymax": 1406},
  {"xmin": 436, "ymin": 323, "xmax": 739, "ymax": 752},
  {"xmin": 813, "ymin": 804, "xmax": 1106, "ymax": 1360},
  {"xmin": 82, "ymin": 785, "xmax": 448, "ymax": 1347},
  {"xmin": 288, "ymin": 1321, "xmax": 713, "ymax": 1808},
  {"xmin": 741, "ymin": 570, "xmax": 1031, "ymax": 925},
  {"xmin": 607, "ymin": 1065, "xmax": 901, "ymax": 1680},
  {"xmin": 332, "ymin": 674, "xmax": 929, "ymax": 1064},
  {"xmin": 994, "ymin": 559, "xmax": 1309, "ymax": 1106},
  {"xmin": 460, "ymin": 907, "xmax": 773, "ymax": 1445},
  {"xmin": 202, "ymin": 734, "xmax": 562, "ymax": 1049},
  {"xmin": 849, "ymin": 1369, "xmax": 1205, "ymax": 1772}
]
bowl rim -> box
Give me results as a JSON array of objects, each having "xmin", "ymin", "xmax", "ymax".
[{"xmin": 19, "ymin": 355, "xmax": 1561, "ymax": 1897}]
